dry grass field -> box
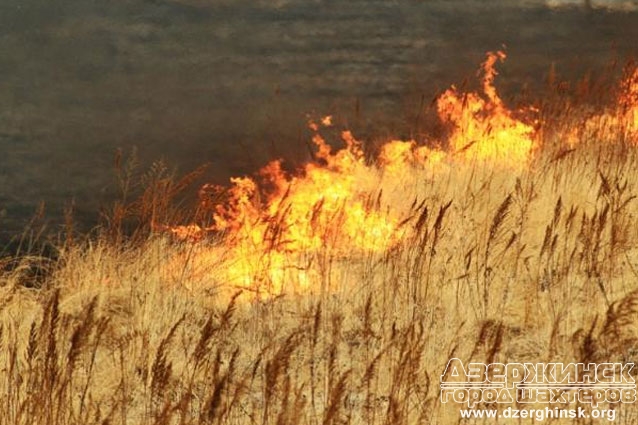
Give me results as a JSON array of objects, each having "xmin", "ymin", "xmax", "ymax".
[{"xmin": 1, "ymin": 52, "xmax": 638, "ymax": 424}]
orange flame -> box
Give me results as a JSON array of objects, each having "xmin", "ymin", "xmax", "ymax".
[
  {"xmin": 163, "ymin": 52, "xmax": 637, "ymax": 295},
  {"xmin": 436, "ymin": 51, "xmax": 538, "ymax": 165},
  {"xmin": 566, "ymin": 66, "xmax": 638, "ymax": 146},
  {"xmin": 190, "ymin": 128, "xmax": 405, "ymax": 294},
  {"xmin": 619, "ymin": 68, "xmax": 638, "ymax": 137}
]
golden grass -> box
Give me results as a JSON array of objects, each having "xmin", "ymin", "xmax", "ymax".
[{"xmin": 2, "ymin": 66, "xmax": 638, "ymax": 423}]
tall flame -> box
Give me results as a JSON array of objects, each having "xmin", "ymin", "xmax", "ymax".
[
  {"xmin": 619, "ymin": 67, "xmax": 638, "ymax": 137},
  {"xmin": 164, "ymin": 51, "xmax": 637, "ymax": 295},
  {"xmin": 436, "ymin": 51, "xmax": 537, "ymax": 164},
  {"xmin": 565, "ymin": 66, "xmax": 638, "ymax": 146}
]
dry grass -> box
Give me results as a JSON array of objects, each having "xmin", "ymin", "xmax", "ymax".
[{"xmin": 2, "ymin": 88, "xmax": 638, "ymax": 425}]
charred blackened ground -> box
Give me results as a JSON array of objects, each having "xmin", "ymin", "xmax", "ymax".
[{"xmin": 1, "ymin": 0, "xmax": 638, "ymax": 243}]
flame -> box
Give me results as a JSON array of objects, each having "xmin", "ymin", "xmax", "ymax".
[
  {"xmin": 229, "ymin": 147, "xmax": 388, "ymax": 254},
  {"xmin": 162, "ymin": 52, "xmax": 637, "ymax": 295},
  {"xmin": 208, "ymin": 130, "xmax": 403, "ymax": 293},
  {"xmin": 437, "ymin": 51, "xmax": 537, "ymax": 165},
  {"xmin": 566, "ymin": 67, "xmax": 638, "ymax": 146},
  {"xmin": 619, "ymin": 68, "xmax": 638, "ymax": 137}
]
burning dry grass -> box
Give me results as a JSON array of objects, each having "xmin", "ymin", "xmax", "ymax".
[{"xmin": 1, "ymin": 53, "xmax": 638, "ymax": 424}]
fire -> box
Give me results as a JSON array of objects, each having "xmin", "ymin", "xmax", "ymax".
[
  {"xmin": 214, "ymin": 131, "xmax": 396, "ymax": 253},
  {"xmin": 619, "ymin": 67, "xmax": 638, "ymax": 137},
  {"xmin": 206, "ymin": 129, "xmax": 404, "ymax": 293},
  {"xmin": 157, "ymin": 120, "xmax": 403, "ymax": 293},
  {"xmin": 566, "ymin": 66, "xmax": 638, "ymax": 146},
  {"xmin": 436, "ymin": 51, "xmax": 537, "ymax": 165},
  {"xmin": 162, "ymin": 52, "xmax": 638, "ymax": 295}
]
